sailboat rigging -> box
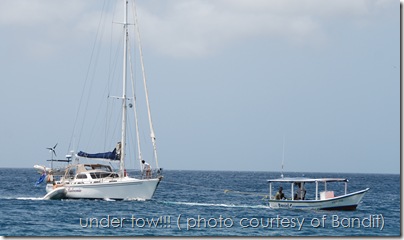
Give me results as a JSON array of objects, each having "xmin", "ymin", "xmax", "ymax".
[{"xmin": 34, "ymin": 0, "xmax": 163, "ymax": 200}]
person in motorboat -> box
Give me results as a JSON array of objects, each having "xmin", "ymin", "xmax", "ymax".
[
  {"xmin": 275, "ymin": 186, "xmax": 286, "ymax": 200},
  {"xmin": 294, "ymin": 182, "xmax": 306, "ymax": 200}
]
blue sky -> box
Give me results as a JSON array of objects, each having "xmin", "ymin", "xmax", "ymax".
[{"xmin": 0, "ymin": 0, "xmax": 400, "ymax": 174}]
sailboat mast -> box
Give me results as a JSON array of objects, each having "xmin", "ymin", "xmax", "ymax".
[
  {"xmin": 133, "ymin": 3, "xmax": 159, "ymax": 170},
  {"xmin": 120, "ymin": 0, "xmax": 129, "ymax": 177}
]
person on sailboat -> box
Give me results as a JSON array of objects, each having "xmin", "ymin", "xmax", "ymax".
[{"xmin": 141, "ymin": 160, "xmax": 152, "ymax": 179}]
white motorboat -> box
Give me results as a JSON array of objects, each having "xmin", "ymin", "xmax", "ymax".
[
  {"xmin": 35, "ymin": 0, "xmax": 163, "ymax": 200},
  {"xmin": 267, "ymin": 177, "xmax": 369, "ymax": 210}
]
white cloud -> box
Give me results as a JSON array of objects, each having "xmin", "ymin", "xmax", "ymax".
[
  {"xmin": 0, "ymin": 0, "xmax": 103, "ymax": 59},
  {"xmin": 0, "ymin": 0, "xmax": 101, "ymax": 32},
  {"xmin": 0, "ymin": 0, "xmax": 396, "ymax": 59},
  {"xmin": 136, "ymin": 0, "xmax": 394, "ymax": 57}
]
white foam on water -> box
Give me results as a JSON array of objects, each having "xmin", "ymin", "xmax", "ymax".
[{"xmin": 16, "ymin": 197, "xmax": 44, "ymax": 201}]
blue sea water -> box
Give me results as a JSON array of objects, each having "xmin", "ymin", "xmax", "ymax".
[{"xmin": 0, "ymin": 168, "xmax": 400, "ymax": 236}]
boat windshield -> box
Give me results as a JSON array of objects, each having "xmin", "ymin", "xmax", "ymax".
[
  {"xmin": 90, "ymin": 172, "xmax": 119, "ymax": 179},
  {"xmin": 84, "ymin": 164, "xmax": 112, "ymax": 172}
]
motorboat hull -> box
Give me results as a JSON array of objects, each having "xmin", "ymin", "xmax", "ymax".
[{"xmin": 268, "ymin": 188, "xmax": 369, "ymax": 210}]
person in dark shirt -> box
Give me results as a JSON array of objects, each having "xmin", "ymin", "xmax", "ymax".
[{"xmin": 275, "ymin": 186, "xmax": 286, "ymax": 200}]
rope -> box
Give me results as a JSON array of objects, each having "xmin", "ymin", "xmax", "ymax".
[
  {"xmin": 223, "ymin": 189, "xmax": 269, "ymax": 198},
  {"xmin": 162, "ymin": 180, "xmax": 269, "ymax": 199},
  {"xmin": 162, "ymin": 180, "xmax": 227, "ymax": 192}
]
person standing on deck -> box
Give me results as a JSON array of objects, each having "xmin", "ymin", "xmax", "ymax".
[{"xmin": 141, "ymin": 160, "xmax": 152, "ymax": 178}]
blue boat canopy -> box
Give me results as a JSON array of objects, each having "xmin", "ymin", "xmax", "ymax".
[{"xmin": 78, "ymin": 142, "xmax": 121, "ymax": 161}]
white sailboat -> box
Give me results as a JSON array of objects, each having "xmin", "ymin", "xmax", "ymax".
[{"xmin": 36, "ymin": 0, "xmax": 162, "ymax": 200}]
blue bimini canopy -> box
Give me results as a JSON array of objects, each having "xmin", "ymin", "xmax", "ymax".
[{"xmin": 78, "ymin": 148, "xmax": 120, "ymax": 160}]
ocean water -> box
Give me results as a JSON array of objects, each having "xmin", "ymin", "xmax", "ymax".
[{"xmin": 0, "ymin": 168, "xmax": 400, "ymax": 237}]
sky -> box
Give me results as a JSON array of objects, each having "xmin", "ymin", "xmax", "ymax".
[{"xmin": 0, "ymin": 0, "xmax": 400, "ymax": 174}]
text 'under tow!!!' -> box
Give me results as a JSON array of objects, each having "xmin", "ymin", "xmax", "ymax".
[
  {"xmin": 80, "ymin": 215, "xmax": 172, "ymax": 229},
  {"xmin": 78, "ymin": 214, "xmax": 384, "ymax": 231}
]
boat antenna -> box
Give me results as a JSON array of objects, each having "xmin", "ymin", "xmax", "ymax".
[{"xmin": 281, "ymin": 136, "xmax": 285, "ymax": 178}]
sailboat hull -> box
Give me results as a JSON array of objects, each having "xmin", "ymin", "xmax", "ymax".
[{"xmin": 46, "ymin": 177, "xmax": 161, "ymax": 200}]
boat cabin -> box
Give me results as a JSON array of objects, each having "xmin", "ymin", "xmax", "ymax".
[
  {"xmin": 62, "ymin": 164, "xmax": 119, "ymax": 184},
  {"xmin": 268, "ymin": 177, "xmax": 349, "ymax": 201}
]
